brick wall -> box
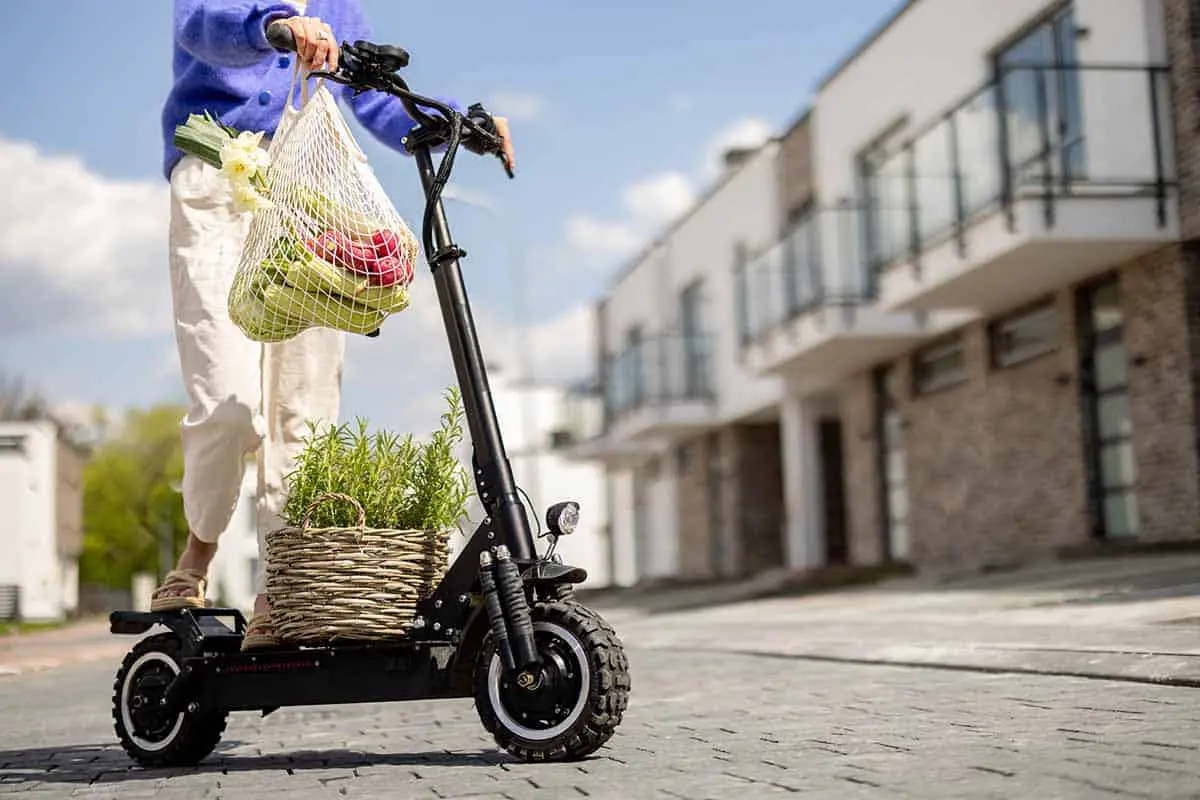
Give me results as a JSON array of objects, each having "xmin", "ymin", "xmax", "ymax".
[
  {"xmin": 838, "ymin": 249, "xmax": 1200, "ymax": 572},
  {"xmin": 671, "ymin": 423, "xmax": 786, "ymax": 579},
  {"xmin": 839, "ymin": 292, "xmax": 1088, "ymax": 572},
  {"xmin": 1163, "ymin": 0, "xmax": 1200, "ymax": 512},
  {"xmin": 728, "ymin": 423, "xmax": 786, "ymax": 575},
  {"xmin": 908, "ymin": 294, "xmax": 1088, "ymax": 571},
  {"xmin": 1165, "ymin": 0, "xmax": 1200, "ymax": 240},
  {"xmin": 1120, "ymin": 245, "xmax": 1200, "ymax": 543},
  {"xmin": 776, "ymin": 111, "xmax": 815, "ymax": 228},
  {"xmin": 840, "ymin": 372, "xmax": 885, "ymax": 566},
  {"xmin": 672, "ymin": 436, "xmax": 715, "ymax": 579}
]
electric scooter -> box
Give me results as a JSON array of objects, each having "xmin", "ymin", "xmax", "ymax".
[{"xmin": 107, "ymin": 26, "xmax": 630, "ymax": 768}]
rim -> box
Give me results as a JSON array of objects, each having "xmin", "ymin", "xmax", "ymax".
[
  {"xmin": 487, "ymin": 620, "xmax": 591, "ymax": 742},
  {"xmin": 120, "ymin": 651, "xmax": 185, "ymax": 752}
]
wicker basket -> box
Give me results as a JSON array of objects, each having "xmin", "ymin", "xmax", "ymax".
[{"xmin": 264, "ymin": 492, "xmax": 452, "ymax": 644}]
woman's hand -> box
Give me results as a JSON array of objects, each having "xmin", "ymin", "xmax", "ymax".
[
  {"xmin": 492, "ymin": 116, "xmax": 516, "ymax": 173},
  {"xmin": 276, "ymin": 15, "xmax": 339, "ymax": 72}
]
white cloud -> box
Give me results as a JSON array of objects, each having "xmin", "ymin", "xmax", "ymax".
[
  {"xmin": 563, "ymin": 215, "xmax": 644, "ymax": 260},
  {"xmin": 341, "ymin": 256, "xmax": 594, "ymax": 440},
  {"xmin": 704, "ymin": 116, "xmax": 773, "ymax": 176},
  {"xmin": 524, "ymin": 303, "xmax": 595, "ymax": 384},
  {"xmin": 563, "ymin": 171, "xmax": 698, "ymax": 263},
  {"xmin": 441, "ymin": 183, "xmax": 496, "ymax": 211},
  {"xmin": 558, "ymin": 117, "xmax": 773, "ymax": 271},
  {"xmin": 485, "ymin": 90, "xmax": 548, "ymax": 123},
  {"xmin": 0, "ymin": 138, "xmax": 170, "ymax": 338},
  {"xmin": 620, "ymin": 172, "xmax": 696, "ymax": 227}
]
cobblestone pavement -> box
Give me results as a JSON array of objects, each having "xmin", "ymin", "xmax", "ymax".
[{"xmin": 2, "ymin": 642, "xmax": 1199, "ymax": 799}]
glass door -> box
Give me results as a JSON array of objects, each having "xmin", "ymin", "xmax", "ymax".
[
  {"xmin": 1077, "ymin": 278, "xmax": 1139, "ymax": 539},
  {"xmin": 875, "ymin": 365, "xmax": 911, "ymax": 560},
  {"xmin": 678, "ymin": 280, "xmax": 707, "ymax": 397},
  {"xmin": 996, "ymin": 4, "xmax": 1085, "ymax": 186}
]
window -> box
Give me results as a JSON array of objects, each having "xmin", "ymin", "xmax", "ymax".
[
  {"xmin": 913, "ymin": 336, "xmax": 968, "ymax": 394},
  {"xmin": 783, "ymin": 205, "xmax": 820, "ymax": 313},
  {"xmin": 991, "ymin": 300, "xmax": 1059, "ymax": 367},
  {"xmin": 679, "ymin": 280, "xmax": 709, "ymax": 396},
  {"xmin": 996, "ymin": 5, "xmax": 1085, "ymax": 184},
  {"xmin": 675, "ymin": 441, "xmax": 692, "ymax": 472},
  {"xmin": 625, "ymin": 326, "xmax": 644, "ymax": 407},
  {"xmin": 861, "ymin": 145, "xmax": 911, "ymax": 268},
  {"xmin": 734, "ymin": 243, "xmax": 750, "ymax": 345}
]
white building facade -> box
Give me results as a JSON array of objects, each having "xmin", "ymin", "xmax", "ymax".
[
  {"xmin": 0, "ymin": 421, "xmax": 84, "ymax": 621},
  {"xmin": 568, "ymin": 0, "xmax": 1200, "ymax": 582},
  {"xmin": 455, "ymin": 365, "xmax": 615, "ymax": 588},
  {"xmin": 566, "ymin": 145, "xmax": 795, "ymax": 584}
]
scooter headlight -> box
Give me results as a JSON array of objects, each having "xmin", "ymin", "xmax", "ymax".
[{"xmin": 545, "ymin": 501, "xmax": 580, "ymax": 536}]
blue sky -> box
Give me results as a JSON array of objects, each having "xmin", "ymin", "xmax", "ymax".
[{"xmin": 0, "ymin": 0, "xmax": 900, "ymax": 439}]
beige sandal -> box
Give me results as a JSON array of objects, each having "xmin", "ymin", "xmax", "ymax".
[
  {"xmin": 241, "ymin": 611, "xmax": 285, "ymax": 652},
  {"xmin": 149, "ymin": 568, "xmax": 207, "ymax": 612}
]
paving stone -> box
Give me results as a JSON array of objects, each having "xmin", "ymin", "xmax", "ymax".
[{"xmin": 2, "ymin": 621, "xmax": 1200, "ymax": 798}]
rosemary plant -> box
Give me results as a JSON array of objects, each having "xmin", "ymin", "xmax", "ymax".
[{"xmin": 282, "ymin": 388, "xmax": 471, "ymax": 531}]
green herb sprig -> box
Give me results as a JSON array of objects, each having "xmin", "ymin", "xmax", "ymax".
[{"xmin": 282, "ymin": 388, "xmax": 472, "ymax": 531}]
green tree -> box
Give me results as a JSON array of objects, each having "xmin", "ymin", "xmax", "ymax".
[{"xmin": 79, "ymin": 405, "xmax": 190, "ymax": 590}]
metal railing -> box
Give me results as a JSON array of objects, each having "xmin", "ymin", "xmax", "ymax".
[
  {"xmin": 862, "ymin": 62, "xmax": 1174, "ymax": 277},
  {"xmin": 737, "ymin": 204, "xmax": 874, "ymax": 346},
  {"xmin": 604, "ymin": 332, "xmax": 715, "ymax": 423}
]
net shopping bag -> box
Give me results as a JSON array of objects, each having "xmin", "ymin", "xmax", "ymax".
[{"xmin": 227, "ymin": 67, "xmax": 419, "ymax": 343}]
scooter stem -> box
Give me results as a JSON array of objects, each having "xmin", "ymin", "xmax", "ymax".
[{"xmin": 410, "ymin": 142, "xmax": 537, "ymax": 563}]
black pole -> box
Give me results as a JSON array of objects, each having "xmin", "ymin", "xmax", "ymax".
[
  {"xmin": 1034, "ymin": 67, "xmax": 1055, "ymax": 229},
  {"xmin": 948, "ymin": 111, "xmax": 966, "ymax": 258},
  {"xmin": 1148, "ymin": 67, "xmax": 1167, "ymax": 228},
  {"xmin": 410, "ymin": 143, "xmax": 536, "ymax": 562},
  {"xmin": 995, "ymin": 70, "xmax": 1016, "ymax": 232}
]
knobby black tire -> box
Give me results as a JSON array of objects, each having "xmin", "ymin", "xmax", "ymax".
[
  {"xmin": 543, "ymin": 583, "xmax": 576, "ymax": 602},
  {"xmin": 112, "ymin": 633, "xmax": 228, "ymax": 767},
  {"xmin": 473, "ymin": 600, "xmax": 630, "ymax": 762}
]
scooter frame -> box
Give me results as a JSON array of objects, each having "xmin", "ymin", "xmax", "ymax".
[{"xmin": 108, "ymin": 32, "xmax": 629, "ymax": 766}]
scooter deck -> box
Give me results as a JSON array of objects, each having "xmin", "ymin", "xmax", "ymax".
[{"xmin": 110, "ymin": 609, "xmax": 472, "ymax": 713}]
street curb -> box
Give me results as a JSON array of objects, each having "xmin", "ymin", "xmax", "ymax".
[{"xmin": 659, "ymin": 643, "xmax": 1200, "ymax": 688}]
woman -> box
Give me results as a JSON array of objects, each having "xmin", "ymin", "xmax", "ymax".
[{"xmin": 153, "ymin": 0, "xmax": 515, "ymax": 651}]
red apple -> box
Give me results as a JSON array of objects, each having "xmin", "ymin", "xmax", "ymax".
[
  {"xmin": 397, "ymin": 257, "xmax": 414, "ymax": 285},
  {"xmin": 370, "ymin": 256, "xmax": 401, "ymax": 286},
  {"xmin": 342, "ymin": 242, "xmax": 379, "ymax": 276},
  {"xmin": 371, "ymin": 229, "xmax": 401, "ymax": 259}
]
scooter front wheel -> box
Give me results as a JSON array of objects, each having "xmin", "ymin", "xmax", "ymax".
[
  {"xmin": 111, "ymin": 633, "xmax": 227, "ymax": 767},
  {"xmin": 473, "ymin": 600, "xmax": 630, "ymax": 762}
]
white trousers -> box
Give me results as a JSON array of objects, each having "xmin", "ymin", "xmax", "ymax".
[{"xmin": 168, "ymin": 155, "xmax": 346, "ymax": 594}]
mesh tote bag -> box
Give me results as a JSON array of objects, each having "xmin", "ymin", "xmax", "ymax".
[{"xmin": 227, "ymin": 66, "xmax": 420, "ymax": 343}]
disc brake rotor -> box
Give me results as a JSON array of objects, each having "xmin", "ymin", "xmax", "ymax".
[
  {"xmin": 128, "ymin": 661, "xmax": 179, "ymax": 741},
  {"xmin": 498, "ymin": 634, "xmax": 583, "ymax": 730}
]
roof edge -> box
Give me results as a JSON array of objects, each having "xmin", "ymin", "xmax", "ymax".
[
  {"xmin": 814, "ymin": 0, "xmax": 919, "ymax": 94},
  {"xmin": 603, "ymin": 137, "xmax": 782, "ymax": 296}
]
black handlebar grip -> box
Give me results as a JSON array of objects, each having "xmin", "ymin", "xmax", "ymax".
[{"xmin": 266, "ymin": 20, "xmax": 298, "ymax": 52}]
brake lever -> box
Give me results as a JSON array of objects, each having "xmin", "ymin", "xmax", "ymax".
[{"xmin": 461, "ymin": 104, "xmax": 515, "ymax": 179}]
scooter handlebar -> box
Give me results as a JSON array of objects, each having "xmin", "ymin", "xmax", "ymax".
[{"xmin": 266, "ymin": 20, "xmax": 298, "ymax": 53}]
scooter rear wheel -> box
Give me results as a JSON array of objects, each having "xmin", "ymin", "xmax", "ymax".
[
  {"xmin": 112, "ymin": 633, "xmax": 227, "ymax": 767},
  {"xmin": 473, "ymin": 600, "xmax": 630, "ymax": 762}
]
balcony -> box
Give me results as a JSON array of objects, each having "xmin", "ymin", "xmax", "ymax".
[
  {"xmin": 866, "ymin": 63, "xmax": 1177, "ymax": 315},
  {"xmin": 738, "ymin": 205, "xmax": 934, "ymax": 387},
  {"xmin": 552, "ymin": 381, "xmax": 664, "ymax": 467},
  {"xmin": 603, "ymin": 332, "xmax": 715, "ymax": 442},
  {"xmin": 560, "ymin": 333, "xmax": 713, "ymax": 466}
]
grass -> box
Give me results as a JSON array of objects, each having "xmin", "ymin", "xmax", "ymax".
[{"xmin": 0, "ymin": 619, "xmax": 67, "ymax": 637}]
